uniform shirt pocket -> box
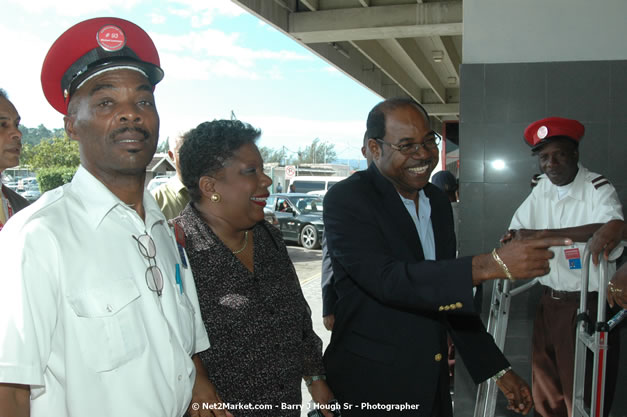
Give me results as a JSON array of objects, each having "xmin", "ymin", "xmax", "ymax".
[{"xmin": 67, "ymin": 278, "xmax": 147, "ymax": 372}]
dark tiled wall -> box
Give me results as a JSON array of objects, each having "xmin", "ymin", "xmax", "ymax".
[{"xmin": 454, "ymin": 61, "xmax": 627, "ymax": 417}]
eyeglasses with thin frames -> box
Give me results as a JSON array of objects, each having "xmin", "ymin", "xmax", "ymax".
[
  {"xmin": 133, "ymin": 234, "xmax": 164, "ymax": 297},
  {"xmin": 375, "ymin": 133, "xmax": 441, "ymax": 156}
]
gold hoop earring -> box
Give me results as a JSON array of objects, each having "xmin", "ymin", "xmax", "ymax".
[{"xmin": 210, "ymin": 193, "xmax": 221, "ymax": 203}]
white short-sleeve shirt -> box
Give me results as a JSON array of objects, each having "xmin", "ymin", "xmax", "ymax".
[
  {"xmin": 509, "ymin": 164, "xmax": 624, "ymax": 291},
  {"xmin": 0, "ymin": 166, "xmax": 210, "ymax": 417}
]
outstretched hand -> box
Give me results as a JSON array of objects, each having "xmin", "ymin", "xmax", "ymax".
[
  {"xmin": 496, "ymin": 237, "xmax": 572, "ymax": 280},
  {"xmin": 495, "ymin": 370, "xmax": 533, "ymax": 415}
]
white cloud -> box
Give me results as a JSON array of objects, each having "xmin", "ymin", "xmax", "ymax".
[
  {"xmin": 248, "ymin": 116, "xmax": 365, "ymax": 159},
  {"xmin": 150, "ymin": 28, "xmax": 313, "ymax": 81},
  {"xmin": 150, "ymin": 13, "xmax": 166, "ymax": 24},
  {"xmin": 152, "ymin": 29, "xmax": 312, "ymax": 63},
  {"xmin": 0, "ymin": 23, "xmax": 63, "ymax": 128},
  {"xmin": 159, "ymin": 53, "xmax": 259, "ymax": 81},
  {"xmin": 9, "ymin": 0, "xmax": 142, "ymax": 16},
  {"xmin": 167, "ymin": 0, "xmax": 244, "ymax": 27}
]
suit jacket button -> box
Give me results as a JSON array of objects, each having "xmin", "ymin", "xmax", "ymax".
[
  {"xmin": 434, "ymin": 353, "xmax": 443, "ymax": 362},
  {"xmin": 438, "ymin": 306, "xmax": 444, "ymax": 311},
  {"xmin": 456, "ymin": 302, "xmax": 463, "ymax": 309},
  {"xmin": 444, "ymin": 305, "xmax": 450, "ymax": 311}
]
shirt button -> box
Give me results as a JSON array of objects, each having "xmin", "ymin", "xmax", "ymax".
[
  {"xmin": 434, "ymin": 353, "xmax": 443, "ymax": 362},
  {"xmin": 178, "ymin": 375, "xmax": 182, "ymax": 381}
]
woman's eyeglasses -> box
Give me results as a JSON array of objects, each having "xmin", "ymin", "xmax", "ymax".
[{"xmin": 133, "ymin": 234, "xmax": 164, "ymax": 297}]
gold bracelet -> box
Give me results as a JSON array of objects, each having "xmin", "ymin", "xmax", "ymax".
[
  {"xmin": 492, "ymin": 248, "xmax": 514, "ymax": 281},
  {"xmin": 608, "ymin": 281, "xmax": 623, "ymax": 294},
  {"xmin": 491, "ymin": 366, "xmax": 512, "ymax": 382},
  {"xmin": 305, "ymin": 375, "xmax": 326, "ymax": 387}
]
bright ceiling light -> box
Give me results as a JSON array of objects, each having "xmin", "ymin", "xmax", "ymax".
[{"xmin": 491, "ymin": 159, "xmax": 506, "ymax": 170}]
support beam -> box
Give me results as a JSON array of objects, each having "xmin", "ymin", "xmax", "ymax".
[
  {"xmin": 423, "ymin": 103, "xmax": 458, "ymax": 116},
  {"xmin": 231, "ymin": 0, "xmax": 290, "ymax": 31},
  {"xmin": 300, "ymin": 0, "xmax": 318, "ymax": 11},
  {"xmin": 352, "ymin": 40, "xmax": 423, "ymax": 103},
  {"xmin": 273, "ymin": 0, "xmax": 294, "ymax": 13},
  {"xmin": 440, "ymin": 36, "xmax": 460, "ymax": 78},
  {"xmin": 395, "ymin": 38, "xmax": 446, "ymax": 103},
  {"xmin": 290, "ymin": 2, "xmax": 462, "ymax": 43}
]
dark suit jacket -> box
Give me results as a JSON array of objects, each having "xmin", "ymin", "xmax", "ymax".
[
  {"xmin": 2, "ymin": 185, "xmax": 29, "ymax": 216},
  {"xmin": 322, "ymin": 164, "xmax": 509, "ymax": 417},
  {"xmin": 321, "ymin": 235, "xmax": 337, "ymax": 317}
]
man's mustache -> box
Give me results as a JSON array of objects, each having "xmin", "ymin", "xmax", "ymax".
[{"xmin": 109, "ymin": 127, "xmax": 150, "ymax": 141}]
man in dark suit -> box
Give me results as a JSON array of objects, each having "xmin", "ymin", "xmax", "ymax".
[
  {"xmin": 322, "ymin": 98, "xmax": 572, "ymax": 417},
  {"xmin": 322, "ymin": 132, "xmax": 372, "ymax": 331}
]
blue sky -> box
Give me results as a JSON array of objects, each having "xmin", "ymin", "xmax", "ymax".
[{"xmin": 0, "ymin": 0, "xmax": 382, "ymax": 161}]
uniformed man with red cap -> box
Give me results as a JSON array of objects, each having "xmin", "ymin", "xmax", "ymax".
[
  {"xmin": 0, "ymin": 18, "xmax": 231, "ymax": 417},
  {"xmin": 503, "ymin": 117, "xmax": 624, "ymax": 417}
]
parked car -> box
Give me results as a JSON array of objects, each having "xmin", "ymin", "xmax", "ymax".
[
  {"xmin": 266, "ymin": 193, "xmax": 324, "ymax": 249},
  {"xmin": 17, "ymin": 177, "xmax": 38, "ymax": 191},
  {"xmin": 147, "ymin": 176, "xmax": 170, "ymax": 192},
  {"xmin": 263, "ymin": 207, "xmax": 279, "ymax": 229},
  {"xmin": 5, "ymin": 181, "xmax": 19, "ymax": 191},
  {"xmin": 18, "ymin": 185, "xmax": 41, "ymax": 202}
]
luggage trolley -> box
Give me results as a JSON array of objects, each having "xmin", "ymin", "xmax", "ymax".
[
  {"xmin": 473, "ymin": 240, "xmax": 626, "ymax": 417},
  {"xmin": 473, "ymin": 277, "xmax": 539, "ymax": 417},
  {"xmin": 571, "ymin": 244, "xmax": 626, "ymax": 417}
]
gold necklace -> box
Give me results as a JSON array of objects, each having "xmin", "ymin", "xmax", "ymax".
[{"xmin": 232, "ymin": 230, "xmax": 249, "ymax": 254}]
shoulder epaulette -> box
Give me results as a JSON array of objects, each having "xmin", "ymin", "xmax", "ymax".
[{"xmin": 591, "ymin": 175, "xmax": 611, "ymax": 189}]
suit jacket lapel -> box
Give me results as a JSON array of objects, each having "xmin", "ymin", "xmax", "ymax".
[{"xmin": 366, "ymin": 164, "xmax": 424, "ymax": 261}]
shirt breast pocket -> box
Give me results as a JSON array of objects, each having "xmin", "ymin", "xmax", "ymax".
[{"xmin": 67, "ymin": 278, "xmax": 147, "ymax": 372}]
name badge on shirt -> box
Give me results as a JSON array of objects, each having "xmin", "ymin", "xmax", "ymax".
[{"xmin": 564, "ymin": 247, "xmax": 582, "ymax": 270}]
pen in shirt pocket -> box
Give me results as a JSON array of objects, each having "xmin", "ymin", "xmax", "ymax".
[{"xmin": 175, "ymin": 263, "xmax": 184, "ymax": 294}]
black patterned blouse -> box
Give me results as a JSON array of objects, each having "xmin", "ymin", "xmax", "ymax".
[{"xmin": 173, "ymin": 204, "xmax": 325, "ymax": 417}]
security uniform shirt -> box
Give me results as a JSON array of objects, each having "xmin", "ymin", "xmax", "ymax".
[
  {"xmin": 509, "ymin": 164, "xmax": 623, "ymax": 291},
  {"xmin": 0, "ymin": 166, "xmax": 209, "ymax": 417}
]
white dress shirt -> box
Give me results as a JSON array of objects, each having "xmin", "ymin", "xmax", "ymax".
[
  {"xmin": 398, "ymin": 189, "xmax": 436, "ymax": 260},
  {"xmin": 0, "ymin": 166, "xmax": 209, "ymax": 417},
  {"xmin": 509, "ymin": 164, "xmax": 623, "ymax": 291}
]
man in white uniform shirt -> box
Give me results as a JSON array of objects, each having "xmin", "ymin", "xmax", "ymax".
[
  {"xmin": 504, "ymin": 117, "xmax": 623, "ymax": 417},
  {"xmin": 0, "ymin": 17, "xmax": 231, "ymax": 417}
]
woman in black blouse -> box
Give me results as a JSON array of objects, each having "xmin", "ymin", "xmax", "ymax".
[{"xmin": 173, "ymin": 120, "xmax": 334, "ymax": 417}]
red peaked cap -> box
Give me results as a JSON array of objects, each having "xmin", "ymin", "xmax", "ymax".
[
  {"xmin": 524, "ymin": 117, "xmax": 585, "ymax": 150},
  {"xmin": 41, "ymin": 17, "xmax": 163, "ymax": 115}
]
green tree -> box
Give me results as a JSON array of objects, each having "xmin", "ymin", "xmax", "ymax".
[
  {"xmin": 21, "ymin": 135, "xmax": 80, "ymax": 170},
  {"xmin": 295, "ymin": 138, "xmax": 337, "ymax": 164},
  {"xmin": 259, "ymin": 146, "xmax": 289, "ymax": 164},
  {"xmin": 20, "ymin": 124, "xmax": 64, "ymax": 146},
  {"xmin": 37, "ymin": 166, "xmax": 78, "ymax": 192},
  {"xmin": 157, "ymin": 137, "xmax": 169, "ymax": 153}
]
